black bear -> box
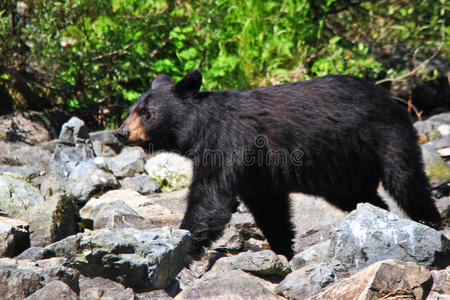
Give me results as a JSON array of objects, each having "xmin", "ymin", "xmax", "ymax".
[{"xmin": 115, "ymin": 69, "xmax": 442, "ymax": 260}]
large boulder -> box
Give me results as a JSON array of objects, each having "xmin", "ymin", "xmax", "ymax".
[
  {"xmin": 421, "ymin": 143, "xmax": 450, "ymax": 181},
  {"xmin": 18, "ymin": 193, "xmax": 80, "ymax": 247},
  {"xmin": 329, "ymin": 203, "xmax": 450, "ymax": 272},
  {"xmin": 89, "ymin": 129, "xmax": 122, "ymax": 157},
  {"xmin": 42, "ymin": 227, "xmax": 191, "ymax": 292},
  {"xmin": 311, "ymin": 259, "xmax": 432, "ymax": 300},
  {"xmin": 414, "ymin": 112, "xmax": 450, "ymax": 148},
  {"xmin": 0, "ymin": 217, "xmax": 30, "ymax": 257},
  {"xmin": 0, "ymin": 173, "xmax": 44, "ymax": 217}
]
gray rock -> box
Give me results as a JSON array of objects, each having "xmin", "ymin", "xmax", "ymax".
[
  {"xmin": 145, "ymin": 153, "xmax": 193, "ymax": 192},
  {"xmin": 431, "ymin": 266, "xmax": 450, "ymax": 296},
  {"xmin": 95, "ymin": 189, "xmax": 185, "ymax": 228},
  {"xmin": 212, "ymin": 225, "xmax": 244, "ymax": 253},
  {"xmin": 414, "ymin": 112, "xmax": 450, "ymax": 146},
  {"xmin": 79, "ymin": 276, "xmax": 136, "ymax": 300},
  {"xmin": 14, "ymin": 247, "xmax": 44, "ymax": 261},
  {"xmin": 210, "ymin": 250, "xmax": 291, "ymax": 278},
  {"xmin": 275, "ymin": 262, "xmax": 337, "ymax": 299},
  {"xmin": 80, "ymin": 196, "xmax": 151, "ymax": 230},
  {"xmin": 0, "ymin": 165, "xmax": 41, "ymax": 182},
  {"xmin": 65, "ymin": 160, "xmax": 119, "ymax": 204},
  {"xmin": 291, "ymin": 193, "xmax": 347, "ymax": 253},
  {"xmin": 329, "ymin": 203, "xmax": 450, "ymax": 271},
  {"xmin": 59, "ymin": 117, "xmax": 89, "ymax": 144},
  {"xmin": 290, "ymin": 240, "xmax": 331, "ymax": 270},
  {"xmin": 42, "ymin": 227, "xmax": 191, "ymax": 292},
  {"xmin": 422, "ymin": 143, "xmax": 450, "ymax": 180},
  {"xmin": 175, "ymin": 269, "xmax": 281, "ymax": 300},
  {"xmin": 0, "ymin": 110, "xmax": 66, "ymax": 145},
  {"xmin": 105, "ymin": 147, "xmax": 145, "ymax": 178},
  {"xmin": 90, "ymin": 129, "xmax": 122, "ymax": 157},
  {"xmin": 0, "ymin": 217, "xmax": 30, "ymax": 257},
  {"xmin": 25, "ymin": 280, "xmax": 79, "ymax": 300},
  {"xmin": 176, "ymin": 250, "xmax": 226, "ymax": 290},
  {"xmin": 229, "ymin": 212, "xmax": 264, "ymax": 241},
  {"xmin": 120, "ymin": 174, "xmax": 160, "ymax": 195},
  {"xmin": 18, "ymin": 193, "xmax": 80, "ymax": 247},
  {"xmin": 1, "ymin": 145, "xmax": 51, "ymax": 172},
  {"xmin": 0, "ymin": 257, "xmax": 80, "ymax": 299},
  {"xmin": 138, "ymin": 289, "xmax": 173, "ymax": 300},
  {"xmin": 0, "ymin": 173, "xmax": 44, "ymax": 217}
]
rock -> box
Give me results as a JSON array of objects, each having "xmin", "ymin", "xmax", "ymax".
[
  {"xmin": 0, "ymin": 110, "xmax": 67, "ymax": 145},
  {"xmin": 415, "ymin": 112, "xmax": 450, "ymax": 147},
  {"xmin": 0, "ymin": 257, "xmax": 80, "ymax": 299},
  {"xmin": 431, "ymin": 266, "xmax": 450, "ymax": 296},
  {"xmin": 0, "ymin": 173, "xmax": 44, "ymax": 217},
  {"xmin": 59, "ymin": 117, "xmax": 89, "ymax": 145},
  {"xmin": 175, "ymin": 269, "xmax": 281, "ymax": 300},
  {"xmin": 145, "ymin": 153, "xmax": 193, "ymax": 191},
  {"xmin": 65, "ymin": 160, "xmax": 119, "ymax": 204},
  {"xmin": 80, "ymin": 196, "xmax": 151, "ymax": 230},
  {"xmin": 422, "ymin": 143, "xmax": 450, "ymax": 180},
  {"xmin": 42, "ymin": 227, "xmax": 191, "ymax": 292},
  {"xmin": 427, "ymin": 292, "xmax": 450, "ymax": 299},
  {"xmin": 104, "ymin": 147, "xmax": 145, "ymax": 178},
  {"xmin": 229, "ymin": 212, "xmax": 264, "ymax": 241},
  {"xmin": 0, "ymin": 165, "xmax": 41, "ymax": 182},
  {"xmin": 92, "ymin": 189, "xmax": 185, "ymax": 228},
  {"xmin": 212, "ymin": 225, "xmax": 244, "ymax": 253},
  {"xmin": 176, "ymin": 250, "xmax": 226, "ymax": 290},
  {"xmin": 79, "ymin": 276, "xmax": 136, "ymax": 300},
  {"xmin": 25, "ymin": 280, "xmax": 79, "ymax": 300},
  {"xmin": 290, "ymin": 240, "xmax": 331, "ymax": 270},
  {"xmin": 311, "ymin": 259, "xmax": 432, "ymax": 300},
  {"xmin": 14, "ymin": 247, "xmax": 44, "ymax": 261},
  {"xmin": 18, "ymin": 193, "xmax": 80, "ymax": 247},
  {"xmin": 209, "ymin": 250, "xmax": 291, "ymax": 278},
  {"xmin": 275, "ymin": 261, "xmax": 338, "ymax": 299},
  {"xmin": 0, "ymin": 217, "xmax": 30, "ymax": 257},
  {"xmin": 291, "ymin": 193, "xmax": 347, "ymax": 252},
  {"xmin": 120, "ymin": 174, "xmax": 161, "ymax": 195},
  {"xmin": 329, "ymin": 203, "xmax": 450, "ymax": 272},
  {"xmin": 2, "ymin": 145, "xmax": 51, "ymax": 171},
  {"xmin": 138, "ymin": 289, "xmax": 173, "ymax": 300},
  {"xmin": 436, "ymin": 196, "xmax": 450, "ymax": 224},
  {"xmin": 90, "ymin": 129, "xmax": 122, "ymax": 157}
]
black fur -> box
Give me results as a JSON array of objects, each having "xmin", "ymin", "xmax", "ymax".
[{"xmin": 117, "ymin": 69, "xmax": 442, "ymax": 260}]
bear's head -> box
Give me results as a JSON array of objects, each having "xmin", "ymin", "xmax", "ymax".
[{"xmin": 114, "ymin": 69, "xmax": 202, "ymax": 151}]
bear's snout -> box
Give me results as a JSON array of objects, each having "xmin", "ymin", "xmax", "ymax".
[{"xmin": 114, "ymin": 128, "xmax": 129, "ymax": 143}]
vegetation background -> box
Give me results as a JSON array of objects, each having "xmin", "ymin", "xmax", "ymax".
[{"xmin": 0, "ymin": 0, "xmax": 448, "ymax": 128}]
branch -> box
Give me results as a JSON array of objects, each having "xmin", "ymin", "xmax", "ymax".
[
  {"xmin": 376, "ymin": 34, "xmax": 445, "ymax": 85},
  {"xmin": 391, "ymin": 95, "xmax": 423, "ymax": 121}
]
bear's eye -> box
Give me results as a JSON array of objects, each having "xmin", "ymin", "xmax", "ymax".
[{"xmin": 141, "ymin": 110, "xmax": 152, "ymax": 120}]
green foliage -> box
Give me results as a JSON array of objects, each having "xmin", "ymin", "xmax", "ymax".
[{"xmin": 0, "ymin": 0, "xmax": 447, "ymax": 127}]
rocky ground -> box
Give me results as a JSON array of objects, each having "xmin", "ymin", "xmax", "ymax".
[{"xmin": 0, "ymin": 112, "xmax": 449, "ymax": 299}]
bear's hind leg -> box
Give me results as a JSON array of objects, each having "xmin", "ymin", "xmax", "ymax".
[
  {"xmin": 379, "ymin": 134, "xmax": 442, "ymax": 228},
  {"xmin": 239, "ymin": 189, "xmax": 295, "ymax": 260}
]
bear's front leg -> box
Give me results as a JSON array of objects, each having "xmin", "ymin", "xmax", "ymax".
[{"xmin": 180, "ymin": 177, "xmax": 236, "ymax": 260}]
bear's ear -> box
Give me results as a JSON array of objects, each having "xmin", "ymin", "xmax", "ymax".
[
  {"xmin": 174, "ymin": 69, "xmax": 202, "ymax": 98},
  {"xmin": 152, "ymin": 74, "xmax": 174, "ymax": 90}
]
